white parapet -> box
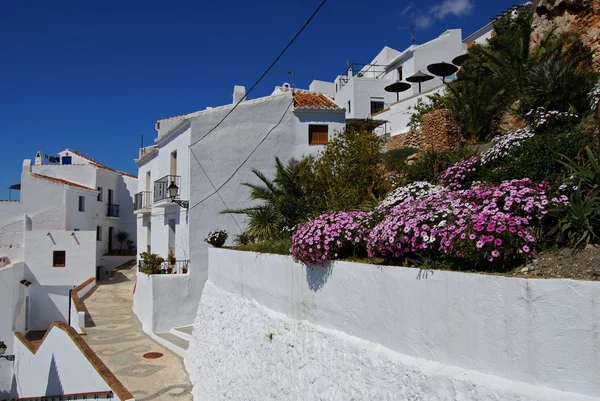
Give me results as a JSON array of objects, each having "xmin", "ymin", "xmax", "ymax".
[{"xmin": 184, "ymin": 248, "xmax": 600, "ymax": 401}]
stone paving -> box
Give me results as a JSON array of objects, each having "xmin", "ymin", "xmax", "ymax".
[{"xmin": 81, "ymin": 265, "xmax": 193, "ymax": 401}]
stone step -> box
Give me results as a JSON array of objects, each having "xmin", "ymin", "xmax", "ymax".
[
  {"xmin": 155, "ymin": 332, "xmax": 189, "ymax": 358},
  {"xmin": 171, "ymin": 325, "xmax": 194, "ymax": 341}
]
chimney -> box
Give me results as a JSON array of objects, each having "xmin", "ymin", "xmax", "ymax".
[{"xmin": 233, "ymin": 85, "xmax": 246, "ymax": 104}]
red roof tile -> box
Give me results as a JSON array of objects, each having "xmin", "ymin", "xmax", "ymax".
[
  {"xmin": 65, "ymin": 149, "xmax": 137, "ymax": 179},
  {"xmin": 31, "ymin": 174, "xmax": 98, "ymax": 192},
  {"xmin": 293, "ymin": 92, "xmax": 342, "ymax": 110}
]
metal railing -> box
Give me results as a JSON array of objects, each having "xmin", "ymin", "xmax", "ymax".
[
  {"xmin": 153, "ymin": 175, "xmax": 180, "ymax": 203},
  {"xmin": 138, "ymin": 259, "xmax": 190, "ymax": 274},
  {"xmin": 15, "ymin": 390, "xmax": 114, "ymax": 400},
  {"xmin": 106, "ymin": 203, "xmax": 120, "ymax": 217},
  {"xmin": 134, "ymin": 191, "xmax": 152, "ymax": 210}
]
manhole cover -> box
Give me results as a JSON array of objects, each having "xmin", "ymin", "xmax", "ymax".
[{"xmin": 143, "ymin": 352, "xmax": 164, "ymax": 359}]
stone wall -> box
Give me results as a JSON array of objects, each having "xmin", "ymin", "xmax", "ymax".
[
  {"xmin": 532, "ymin": 0, "xmax": 600, "ymax": 70},
  {"xmin": 387, "ymin": 109, "xmax": 463, "ymax": 152},
  {"xmin": 420, "ymin": 108, "xmax": 463, "ymax": 151}
]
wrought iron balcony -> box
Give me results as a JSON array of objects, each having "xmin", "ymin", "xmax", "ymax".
[
  {"xmin": 106, "ymin": 203, "xmax": 120, "ymax": 217},
  {"xmin": 154, "ymin": 175, "xmax": 180, "ymax": 203},
  {"xmin": 138, "ymin": 259, "xmax": 190, "ymax": 274},
  {"xmin": 134, "ymin": 191, "xmax": 152, "ymax": 211}
]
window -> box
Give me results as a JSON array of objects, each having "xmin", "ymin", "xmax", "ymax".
[
  {"xmin": 53, "ymin": 251, "xmax": 66, "ymax": 267},
  {"xmin": 78, "ymin": 196, "xmax": 85, "ymax": 212},
  {"xmin": 97, "ymin": 187, "xmax": 103, "ymax": 202},
  {"xmin": 170, "ymin": 151, "xmax": 178, "ymax": 177},
  {"xmin": 347, "ymin": 100, "xmax": 351, "ymax": 113},
  {"xmin": 96, "ymin": 226, "xmax": 102, "ymax": 241},
  {"xmin": 308, "ymin": 125, "xmax": 329, "ymax": 145},
  {"xmin": 370, "ymin": 100, "xmax": 385, "ymax": 115}
]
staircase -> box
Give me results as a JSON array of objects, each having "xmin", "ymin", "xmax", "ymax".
[{"xmin": 155, "ymin": 325, "xmax": 193, "ymax": 358}]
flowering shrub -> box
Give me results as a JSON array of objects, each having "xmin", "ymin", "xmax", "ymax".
[
  {"xmin": 368, "ymin": 179, "xmax": 559, "ymax": 269},
  {"xmin": 290, "ymin": 211, "xmax": 370, "ymax": 265},
  {"xmin": 205, "ymin": 229, "xmax": 228, "ymax": 248},
  {"xmin": 480, "ymin": 128, "xmax": 534, "ymax": 165},
  {"xmin": 525, "ymin": 108, "xmax": 579, "ymax": 131},
  {"xmin": 375, "ymin": 181, "xmax": 443, "ymax": 213},
  {"xmin": 440, "ymin": 156, "xmax": 480, "ymax": 190}
]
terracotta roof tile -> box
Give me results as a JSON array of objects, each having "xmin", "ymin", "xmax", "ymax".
[
  {"xmin": 293, "ymin": 92, "xmax": 342, "ymax": 110},
  {"xmin": 65, "ymin": 149, "xmax": 137, "ymax": 179},
  {"xmin": 31, "ymin": 174, "xmax": 98, "ymax": 192}
]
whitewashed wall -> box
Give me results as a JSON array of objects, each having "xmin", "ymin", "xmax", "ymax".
[
  {"xmin": 184, "ymin": 93, "xmax": 345, "ymax": 331},
  {"xmin": 132, "ymin": 273, "xmax": 195, "ymax": 333},
  {"xmin": 187, "ymin": 248, "xmax": 600, "ymax": 400},
  {"xmin": 11, "ymin": 324, "xmax": 130, "ymax": 400},
  {"xmin": 0, "ymin": 201, "xmax": 25, "ymax": 263},
  {"xmin": 24, "ymin": 230, "xmax": 96, "ymax": 330},
  {"xmin": 0, "ymin": 262, "xmax": 26, "ymax": 396},
  {"xmin": 69, "ymin": 278, "xmax": 95, "ymax": 334},
  {"xmin": 334, "ymin": 78, "xmax": 397, "ymax": 119}
]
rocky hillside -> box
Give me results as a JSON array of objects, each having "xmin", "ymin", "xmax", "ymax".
[{"xmin": 531, "ymin": 0, "xmax": 600, "ymax": 69}]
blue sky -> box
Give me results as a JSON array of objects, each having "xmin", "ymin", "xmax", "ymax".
[{"xmin": 1, "ymin": 0, "xmax": 515, "ymax": 198}]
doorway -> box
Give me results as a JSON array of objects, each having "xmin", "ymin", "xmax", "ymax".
[
  {"xmin": 108, "ymin": 226, "xmax": 114, "ymax": 252},
  {"xmin": 168, "ymin": 219, "xmax": 176, "ymax": 256}
]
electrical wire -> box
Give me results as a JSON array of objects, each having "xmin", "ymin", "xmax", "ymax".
[
  {"xmin": 189, "ymin": 99, "xmax": 294, "ymax": 215},
  {"xmin": 188, "ymin": 0, "xmax": 328, "ymax": 148}
]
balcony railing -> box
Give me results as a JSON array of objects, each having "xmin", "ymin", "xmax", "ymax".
[
  {"xmin": 106, "ymin": 203, "xmax": 120, "ymax": 217},
  {"xmin": 154, "ymin": 175, "xmax": 180, "ymax": 203},
  {"xmin": 138, "ymin": 259, "xmax": 190, "ymax": 275},
  {"xmin": 134, "ymin": 191, "xmax": 152, "ymax": 210}
]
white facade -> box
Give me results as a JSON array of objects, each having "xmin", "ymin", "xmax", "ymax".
[
  {"xmin": 11, "ymin": 323, "xmax": 133, "ymax": 400},
  {"xmin": 185, "ymin": 248, "xmax": 600, "ymax": 401},
  {"xmin": 0, "ymin": 149, "xmax": 137, "ymax": 361},
  {"xmin": 133, "ymin": 86, "xmax": 345, "ymax": 334},
  {"xmin": 320, "ymin": 30, "xmax": 464, "ymax": 124}
]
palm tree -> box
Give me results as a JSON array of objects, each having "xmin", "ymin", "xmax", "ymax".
[{"xmin": 221, "ymin": 157, "xmax": 310, "ymax": 241}]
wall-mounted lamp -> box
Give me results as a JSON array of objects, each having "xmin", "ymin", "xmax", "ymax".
[
  {"xmin": 167, "ymin": 181, "xmax": 189, "ymax": 209},
  {"xmin": 0, "ymin": 341, "xmax": 15, "ymax": 361}
]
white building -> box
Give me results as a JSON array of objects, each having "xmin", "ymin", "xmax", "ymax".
[
  {"xmin": 133, "ymin": 84, "xmax": 345, "ymax": 344},
  {"xmin": 0, "ymin": 149, "xmax": 137, "ymax": 391}
]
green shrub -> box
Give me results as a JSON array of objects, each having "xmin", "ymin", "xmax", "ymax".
[
  {"xmin": 520, "ymin": 58, "xmax": 598, "ymax": 116},
  {"xmin": 406, "ymin": 93, "xmax": 449, "ymax": 131},
  {"xmin": 476, "ymin": 129, "xmax": 591, "ymax": 184},
  {"xmin": 231, "ymin": 238, "xmax": 292, "ymax": 255},
  {"xmin": 399, "ymin": 147, "xmax": 474, "ymax": 185},
  {"xmin": 383, "ymin": 147, "xmax": 420, "ymax": 170}
]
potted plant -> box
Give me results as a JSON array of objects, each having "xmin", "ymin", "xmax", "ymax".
[
  {"xmin": 204, "ymin": 229, "xmax": 228, "ymax": 248},
  {"xmin": 139, "ymin": 252, "xmax": 164, "ymax": 275},
  {"xmin": 182, "ymin": 260, "xmax": 189, "ymax": 274},
  {"xmin": 126, "ymin": 239, "xmax": 135, "ymax": 254}
]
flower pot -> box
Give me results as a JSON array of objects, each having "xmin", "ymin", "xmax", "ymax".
[
  {"xmin": 182, "ymin": 268, "xmax": 188, "ymax": 274},
  {"xmin": 170, "ymin": 258, "xmax": 176, "ymax": 264},
  {"xmin": 167, "ymin": 268, "xmax": 173, "ymax": 274}
]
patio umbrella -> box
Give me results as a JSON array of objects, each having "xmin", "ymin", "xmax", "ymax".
[
  {"xmin": 452, "ymin": 53, "xmax": 470, "ymax": 66},
  {"xmin": 384, "ymin": 81, "xmax": 411, "ymax": 101},
  {"xmin": 427, "ymin": 62, "xmax": 459, "ymax": 82},
  {"xmin": 405, "ymin": 71, "xmax": 434, "ymax": 93}
]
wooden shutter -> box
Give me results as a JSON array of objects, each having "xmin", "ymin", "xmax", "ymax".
[{"xmin": 309, "ymin": 125, "xmax": 329, "ymax": 145}]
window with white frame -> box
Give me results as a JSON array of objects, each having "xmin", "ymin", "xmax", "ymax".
[
  {"xmin": 78, "ymin": 196, "xmax": 85, "ymax": 212},
  {"xmin": 96, "ymin": 226, "xmax": 102, "ymax": 241},
  {"xmin": 97, "ymin": 187, "xmax": 103, "ymax": 202}
]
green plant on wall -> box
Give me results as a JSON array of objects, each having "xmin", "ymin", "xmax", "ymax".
[{"xmin": 116, "ymin": 231, "xmax": 129, "ymax": 251}]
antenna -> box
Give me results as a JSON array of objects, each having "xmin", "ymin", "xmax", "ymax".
[
  {"xmin": 398, "ymin": 24, "xmax": 416, "ymax": 44},
  {"xmin": 273, "ymin": 69, "xmax": 296, "ymax": 88}
]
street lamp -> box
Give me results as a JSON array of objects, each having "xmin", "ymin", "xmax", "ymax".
[
  {"xmin": 167, "ymin": 181, "xmax": 189, "ymax": 209},
  {"xmin": 0, "ymin": 341, "xmax": 15, "ymax": 361}
]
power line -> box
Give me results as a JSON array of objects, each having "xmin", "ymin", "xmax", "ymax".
[
  {"xmin": 188, "ymin": 0, "xmax": 328, "ymax": 148},
  {"xmin": 189, "ymin": 98, "xmax": 294, "ymax": 213}
]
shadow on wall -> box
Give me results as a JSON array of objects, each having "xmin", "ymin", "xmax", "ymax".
[
  {"xmin": 45, "ymin": 354, "xmax": 64, "ymax": 396},
  {"xmin": 306, "ymin": 262, "xmax": 332, "ymax": 292}
]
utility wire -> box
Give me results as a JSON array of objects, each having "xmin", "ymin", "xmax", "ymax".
[
  {"xmin": 188, "ymin": 0, "xmax": 328, "ymax": 148},
  {"xmin": 189, "ymin": 99, "xmax": 294, "ymax": 215}
]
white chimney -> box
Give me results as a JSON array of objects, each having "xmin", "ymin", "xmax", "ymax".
[{"xmin": 233, "ymin": 85, "xmax": 246, "ymax": 104}]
